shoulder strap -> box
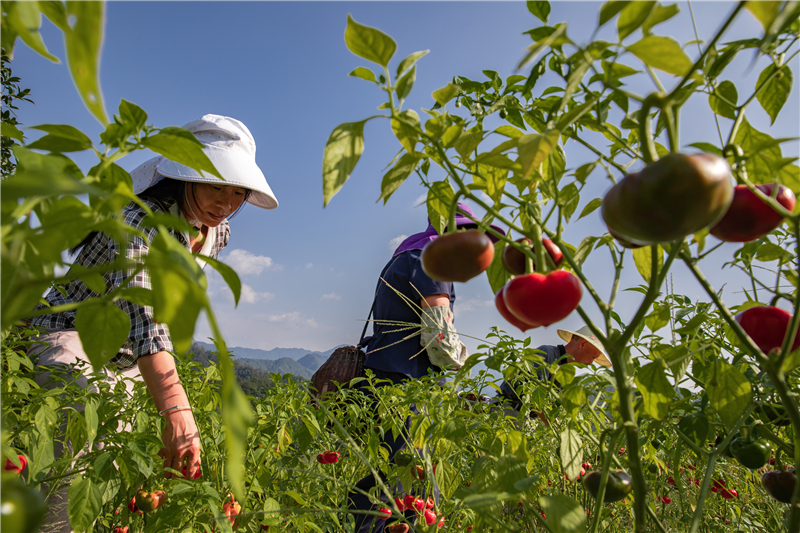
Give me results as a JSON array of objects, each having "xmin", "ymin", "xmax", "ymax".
[{"xmin": 358, "ymin": 254, "xmax": 402, "ymax": 348}]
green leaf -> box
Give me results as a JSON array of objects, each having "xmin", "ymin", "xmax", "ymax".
[
  {"xmin": 395, "ymin": 65, "xmax": 416, "ymax": 101},
  {"xmin": 348, "ymin": 67, "xmax": 377, "ymax": 83},
  {"xmin": 200, "ymin": 255, "xmax": 242, "ymax": 307},
  {"xmin": 527, "ymin": 1, "xmax": 551, "ymax": 23},
  {"xmin": 142, "ymin": 127, "xmax": 223, "ymax": 180},
  {"xmin": 4, "ymin": 2, "xmax": 60, "ymax": 62},
  {"xmin": 559, "ymin": 423, "xmax": 582, "ymax": 480},
  {"xmin": 27, "ymin": 124, "xmax": 93, "ymax": 152},
  {"xmin": 496, "ymin": 125, "xmax": 524, "ymax": 139},
  {"xmin": 344, "ymin": 14, "xmax": 396, "ymax": 67},
  {"xmin": 39, "ymin": 1, "xmax": 70, "ymax": 31},
  {"xmin": 561, "ymin": 384, "xmax": 587, "ymax": 421},
  {"xmin": 783, "ymin": 346, "xmax": 800, "ymax": 373},
  {"xmin": 379, "ymin": 153, "xmax": 421, "ymax": 204},
  {"xmin": 599, "ymin": 1, "xmax": 631, "ymax": 27},
  {"xmin": 573, "ymin": 236, "xmax": 598, "ymax": 267},
  {"xmin": 518, "ymin": 130, "xmax": 560, "ymax": 178},
  {"xmin": 216, "ymin": 339, "xmax": 256, "ymax": 500},
  {"xmin": 635, "ymin": 362, "xmax": 672, "ymax": 420},
  {"xmin": 75, "ymin": 303, "xmax": 131, "ymax": 372},
  {"xmin": 757, "ymin": 63, "xmax": 793, "ymax": 125},
  {"xmin": 688, "ymin": 142, "xmax": 723, "ymax": 157},
  {"xmin": 577, "ymin": 198, "xmax": 602, "ymax": 221},
  {"xmin": 396, "ymin": 50, "xmax": 429, "ymax": 79},
  {"xmin": 734, "ymin": 118, "xmax": 782, "ymax": 184},
  {"xmin": 632, "ymin": 245, "xmax": 662, "ymax": 283},
  {"xmin": 708, "ymin": 80, "xmax": 738, "ymax": 120},
  {"xmin": 434, "ymin": 458, "xmax": 459, "ymax": 500},
  {"xmin": 65, "ymin": 1, "xmax": 107, "ymax": 124},
  {"xmin": 617, "ymin": 1, "xmax": 656, "ymax": 40},
  {"xmin": 391, "ymin": 109, "xmax": 421, "ymax": 153},
  {"xmin": 1, "ymin": 122, "xmax": 24, "ymax": 142},
  {"xmin": 146, "ymin": 231, "xmax": 207, "ymax": 355},
  {"xmin": 642, "ymin": 3, "xmax": 680, "ymax": 34},
  {"xmin": 322, "ymin": 120, "xmax": 366, "ymax": 206},
  {"xmin": 432, "ymin": 83, "xmax": 460, "ymax": 106},
  {"xmin": 747, "ymin": 1, "xmax": 781, "ymax": 29},
  {"xmin": 486, "ymin": 240, "xmax": 512, "ymax": 295},
  {"xmin": 454, "ymin": 130, "xmax": 483, "ymax": 160},
  {"xmin": 678, "ymin": 412, "xmax": 709, "ymax": 447},
  {"xmin": 427, "ymin": 180, "xmax": 455, "ymax": 236},
  {"xmin": 68, "ymin": 477, "xmax": 103, "ymax": 533},
  {"xmin": 84, "ymin": 399, "xmax": 98, "ymax": 451},
  {"xmin": 628, "ymin": 36, "xmax": 693, "ymax": 76},
  {"xmin": 518, "ymin": 23, "xmax": 569, "ymax": 70},
  {"xmin": 539, "ymin": 495, "xmax": 586, "ymax": 533},
  {"xmin": 119, "ymin": 99, "xmax": 148, "ymax": 132},
  {"xmin": 707, "ymin": 359, "xmax": 753, "ymax": 430},
  {"xmin": 644, "ymin": 302, "xmax": 671, "ymax": 332}
]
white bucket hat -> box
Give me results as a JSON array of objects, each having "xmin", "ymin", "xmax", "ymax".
[
  {"xmin": 129, "ymin": 114, "xmax": 278, "ymax": 210},
  {"xmin": 557, "ymin": 325, "xmax": 613, "ymax": 368}
]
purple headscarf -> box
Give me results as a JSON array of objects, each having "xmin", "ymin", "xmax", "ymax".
[{"xmin": 392, "ymin": 203, "xmax": 506, "ymax": 257}]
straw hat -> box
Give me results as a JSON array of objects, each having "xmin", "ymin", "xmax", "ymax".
[
  {"xmin": 557, "ymin": 325, "xmax": 612, "ymax": 368},
  {"xmin": 130, "ymin": 114, "xmax": 278, "ymax": 209}
]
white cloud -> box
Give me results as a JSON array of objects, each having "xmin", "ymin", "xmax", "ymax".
[
  {"xmin": 321, "ymin": 293, "xmax": 341, "ymax": 300},
  {"xmin": 413, "ymin": 193, "xmax": 427, "ymax": 207},
  {"xmin": 264, "ymin": 311, "xmax": 318, "ymax": 328},
  {"xmin": 305, "ymin": 263, "xmax": 313, "ymax": 269},
  {"xmin": 457, "ymin": 298, "xmax": 495, "ymax": 313},
  {"xmin": 389, "ymin": 234, "xmax": 408, "ymax": 251},
  {"xmin": 240, "ymin": 284, "xmax": 275, "ymax": 304},
  {"xmin": 216, "ymin": 283, "xmax": 274, "ymax": 304},
  {"xmin": 223, "ymin": 249, "xmax": 278, "ymax": 275}
]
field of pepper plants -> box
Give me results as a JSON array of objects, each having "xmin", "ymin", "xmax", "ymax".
[{"xmin": 2, "ymin": 1, "xmax": 800, "ymax": 532}]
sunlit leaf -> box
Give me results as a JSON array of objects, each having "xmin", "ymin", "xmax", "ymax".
[
  {"xmin": 396, "ymin": 50, "xmax": 428, "ymax": 79},
  {"xmin": 708, "ymin": 80, "xmax": 738, "ymax": 120},
  {"xmin": 75, "ymin": 303, "xmax": 131, "ymax": 372},
  {"xmin": 348, "ymin": 67, "xmax": 377, "ymax": 83},
  {"xmin": 68, "ymin": 477, "xmax": 103, "ymax": 533},
  {"xmin": 344, "ymin": 14, "xmax": 396, "ymax": 67},
  {"xmin": 527, "ymin": 1, "xmax": 551, "ymax": 24},
  {"xmin": 65, "ymin": 1, "xmax": 107, "ymax": 124},
  {"xmin": 142, "ymin": 127, "xmax": 222, "ymax": 180},
  {"xmin": 635, "ymin": 361, "xmax": 672, "ymax": 420},
  {"xmin": 518, "ymin": 130, "xmax": 560, "ymax": 178},
  {"xmin": 707, "ymin": 359, "xmax": 752, "ymax": 430},
  {"xmin": 617, "ymin": 1, "xmax": 656, "ymax": 40},
  {"xmin": 322, "ymin": 120, "xmax": 366, "ymax": 206},
  {"xmin": 756, "ymin": 63, "xmax": 793, "ymax": 125},
  {"xmin": 539, "ymin": 495, "xmax": 586, "ymax": 533},
  {"xmin": 628, "ymin": 36, "xmax": 693, "ymax": 76},
  {"xmin": 391, "ymin": 110, "xmax": 421, "ymax": 153},
  {"xmin": 427, "ymin": 180, "xmax": 455, "ymax": 236},
  {"xmin": 379, "ymin": 153, "xmax": 421, "ymax": 204}
]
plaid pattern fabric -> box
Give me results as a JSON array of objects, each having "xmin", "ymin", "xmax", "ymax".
[{"xmin": 31, "ymin": 198, "xmax": 230, "ymax": 368}]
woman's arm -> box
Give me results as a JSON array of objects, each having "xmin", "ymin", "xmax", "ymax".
[{"xmin": 137, "ymin": 351, "xmax": 201, "ymax": 479}]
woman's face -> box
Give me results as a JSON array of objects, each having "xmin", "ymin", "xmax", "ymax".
[{"xmin": 185, "ymin": 182, "xmax": 247, "ymax": 228}]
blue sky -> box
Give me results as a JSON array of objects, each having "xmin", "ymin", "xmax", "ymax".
[{"xmin": 11, "ymin": 2, "xmax": 799, "ymax": 357}]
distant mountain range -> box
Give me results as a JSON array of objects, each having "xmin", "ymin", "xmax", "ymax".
[{"xmin": 192, "ymin": 341, "xmax": 340, "ymax": 377}]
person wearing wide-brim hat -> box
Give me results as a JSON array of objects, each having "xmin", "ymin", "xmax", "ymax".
[
  {"xmin": 28, "ymin": 114, "xmax": 275, "ymax": 531},
  {"xmin": 498, "ymin": 325, "xmax": 612, "ymax": 418}
]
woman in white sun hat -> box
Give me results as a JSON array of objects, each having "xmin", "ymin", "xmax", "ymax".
[
  {"xmin": 498, "ymin": 325, "xmax": 612, "ymax": 419},
  {"xmin": 28, "ymin": 114, "xmax": 275, "ymax": 530}
]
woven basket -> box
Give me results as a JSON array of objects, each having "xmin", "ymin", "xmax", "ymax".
[{"xmin": 310, "ymin": 345, "xmax": 365, "ymax": 398}]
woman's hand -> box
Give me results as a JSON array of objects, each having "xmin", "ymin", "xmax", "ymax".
[
  {"xmin": 137, "ymin": 351, "xmax": 202, "ymax": 479},
  {"xmin": 160, "ymin": 409, "xmax": 201, "ymax": 479}
]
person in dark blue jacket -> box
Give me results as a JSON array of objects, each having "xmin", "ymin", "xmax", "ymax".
[{"xmin": 347, "ymin": 203, "xmax": 503, "ymax": 533}]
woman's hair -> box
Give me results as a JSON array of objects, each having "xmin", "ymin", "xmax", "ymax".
[{"xmin": 69, "ymin": 177, "xmax": 251, "ymax": 255}]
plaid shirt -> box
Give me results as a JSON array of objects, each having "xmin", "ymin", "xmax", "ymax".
[{"xmin": 31, "ymin": 197, "xmax": 230, "ymax": 368}]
